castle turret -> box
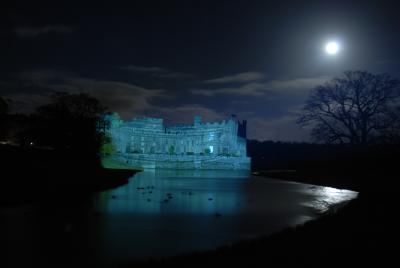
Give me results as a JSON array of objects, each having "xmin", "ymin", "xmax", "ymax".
[
  {"xmin": 194, "ymin": 116, "xmax": 202, "ymax": 126},
  {"xmin": 238, "ymin": 120, "xmax": 247, "ymax": 138}
]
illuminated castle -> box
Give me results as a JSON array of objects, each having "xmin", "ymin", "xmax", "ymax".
[{"xmin": 104, "ymin": 114, "xmax": 250, "ymax": 170}]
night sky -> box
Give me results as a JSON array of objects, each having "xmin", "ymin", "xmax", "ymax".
[{"xmin": 1, "ymin": 0, "xmax": 400, "ymax": 141}]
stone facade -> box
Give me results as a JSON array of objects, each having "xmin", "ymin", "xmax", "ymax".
[{"xmin": 104, "ymin": 113, "xmax": 250, "ymax": 170}]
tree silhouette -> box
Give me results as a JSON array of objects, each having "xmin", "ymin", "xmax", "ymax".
[
  {"xmin": 0, "ymin": 96, "xmax": 9, "ymax": 140},
  {"xmin": 35, "ymin": 92, "xmax": 107, "ymax": 167},
  {"xmin": 0, "ymin": 96, "xmax": 8, "ymax": 115},
  {"xmin": 298, "ymin": 71, "xmax": 400, "ymax": 145}
]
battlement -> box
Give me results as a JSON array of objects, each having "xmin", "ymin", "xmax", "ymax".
[{"xmin": 130, "ymin": 117, "xmax": 163, "ymax": 123}]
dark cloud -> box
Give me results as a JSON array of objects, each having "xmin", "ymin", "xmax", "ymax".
[
  {"xmin": 203, "ymin": 72, "xmax": 266, "ymax": 84},
  {"xmin": 1, "ymin": 70, "xmax": 164, "ymax": 117},
  {"xmin": 265, "ymin": 76, "xmax": 331, "ymax": 93},
  {"xmin": 192, "ymin": 82, "xmax": 269, "ymax": 97},
  {"xmin": 191, "ymin": 75, "xmax": 330, "ymax": 97},
  {"xmin": 120, "ymin": 65, "xmax": 194, "ymax": 79},
  {"xmin": 1, "ymin": 69, "xmax": 224, "ymax": 127},
  {"xmin": 14, "ymin": 25, "xmax": 73, "ymax": 38},
  {"xmin": 247, "ymin": 115, "xmax": 311, "ymax": 142},
  {"xmin": 0, "ymin": 68, "xmax": 332, "ymax": 141}
]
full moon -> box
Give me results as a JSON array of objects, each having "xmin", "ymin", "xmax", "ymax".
[{"xmin": 325, "ymin": 41, "xmax": 339, "ymax": 54}]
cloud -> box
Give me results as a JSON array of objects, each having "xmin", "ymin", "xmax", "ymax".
[
  {"xmin": 191, "ymin": 82, "xmax": 269, "ymax": 97},
  {"xmin": 2, "ymin": 69, "xmax": 229, "ymax": 127},
  {"xmin": 265, "ymin": 76, "xmax": 331, "ymax": 92},
  {"xmin": 64, "ymin": 78, "xmax": 165, "ymax": 118},
  {"xmin": 14, "ymin": 25, "xmax": 73, "ymax": 38},
  {"xmin": 120, "ymin": 65, "xmax": 194, "ymax": 79},
  {"xmin": 2, "ymin": 70, "xmax": 165, "ymax": 117},
  {"xmin": 1, "ymin": 70, "xmax": 323, "ymax": 142},
  {"xmin": 203, "ymin": 72, "xmax": 265, "ymax": 84},
  {"xmin": 191, "ymin": 75, "xmax": 331, "ymax": 97},
  {"xmin": 16, "ymin": 69, "xmax": 74, "ymax": 84},
  {"xmin": 3, "ymin": 93, "xmax": 52, "ymax": 114}
]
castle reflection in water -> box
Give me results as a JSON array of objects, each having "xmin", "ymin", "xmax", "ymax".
[{"xmin": 103, "ymin": 114, "xmax": 250, "ymax": 170}]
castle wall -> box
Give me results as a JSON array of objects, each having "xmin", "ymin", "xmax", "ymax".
[
  {"xmin": 112, "ymin": 154, "xmax": 251, "ymax": 170},
  {"xmin": 104, "ymin": 114, "xmax": 250, "ymax": 170}
]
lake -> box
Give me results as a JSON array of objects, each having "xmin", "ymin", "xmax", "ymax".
[{"xmin": 2, "ymin": 170, "xmax": 357, "ymax": 267}]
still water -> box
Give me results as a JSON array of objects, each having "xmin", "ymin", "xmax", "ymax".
[{"xmin": 2, "ymin": 170, "xmax": 357, "ymax": 267}]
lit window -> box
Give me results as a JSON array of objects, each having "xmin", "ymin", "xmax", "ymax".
[{"xmin": 209, "ymin": 145, "xmax": 214, "ymax": 153}]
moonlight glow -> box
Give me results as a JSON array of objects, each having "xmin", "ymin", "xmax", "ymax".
[{"xmin": 325, "ymin": 42, "xmax": 339, "ymax": 54}]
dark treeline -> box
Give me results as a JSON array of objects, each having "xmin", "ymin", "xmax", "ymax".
[
  {"xmin": 1, "ymin": 92, "xmax": 107, "ymax": 168},
  {"xmin": 248, "ymin": 140, "xmax": 400, "ymax": 171},
  {"xmin": 0, "ymin": 93, "xmax": 138, "ymax": 206},
  {"xmin": 247, "ymin": 140, "xmax": 400, "ymax": 192}
]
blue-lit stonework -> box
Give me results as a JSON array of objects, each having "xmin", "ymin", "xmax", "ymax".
[{"xmin": 103, "ymin": 114, "xmax": 251, "ymax": 170}]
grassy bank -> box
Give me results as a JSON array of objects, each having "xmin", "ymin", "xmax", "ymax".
[{"xmin": 101, "ymin": 156, "xmax": 143, "ymax": 171}]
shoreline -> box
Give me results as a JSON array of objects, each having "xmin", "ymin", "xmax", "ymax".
[{"xmin": 252, "ymin": 169, "xmax": 359, "ymax": 191}]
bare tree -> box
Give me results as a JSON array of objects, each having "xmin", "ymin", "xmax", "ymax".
[{"xmin": 298, "ymin": 71, "xmax": 400, "ymax": 145}]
